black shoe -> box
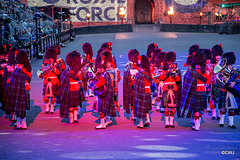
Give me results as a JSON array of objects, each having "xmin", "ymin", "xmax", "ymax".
[
  {"xmin": 217, "ymin": 117, "xmax": 220, "ymax": 120},
  {"xmin": 74, "ymin": 120, "xmax": 78, "ymax": 123},
  {"xmin": 144, "ymin": 122, "xmax": 150, "ymax": 127},
  {"xmin": 165, "ymin": 125, "xmax": 169, "ymax": 128},
  {"xmin": 137, "ymin": 125, "xmax": 144, "ymax": 129},
  {"xmin": 12, "ymin": 120, "xmax": 16, "ymax": 123},
  {"xmin": 169, "ymin": 125, "xmax": 175, "ymax": 128},
  {"xmin": 212, "ymin": 117, "xmax": 216, "ymax": 120},
  {"xmin": 50, "ymin": 111, "xmax": 54, "ymax": 114},
  {"xmin": 156, "ymin": 109, "xmax": 159, "ymax": 111},
  {"xmin": 219, "ymin": 124, "xmax": 224, "ymax": 127},
  {"xmin": 229, "ymin": 125, "xmax": 236, "ymax": 129},
  {"xmin": 45, "ymin": 111, "xmax": 49, "ymax": 114}
]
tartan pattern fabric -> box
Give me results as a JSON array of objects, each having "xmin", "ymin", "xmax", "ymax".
[
  {"xmin": 161, "ymin": 90, "xmax": 178, "ymax": 108},
  {"xmin": 179, "ymin": 69, "xmax": 206, "ymax": 118},
  {"xmin": 194, "ymin": 91, "xmax": 206, "ymax": 112},
  {"xmin": 2, "ymin": 65, "xmax": 15, "ymax": 111},
  {"xmin": 5, "ymin": 69, "xmax": 31, "ymax": 118},
  {"xmin": 97, "ymin": 72, "xmax": 116, "ymax": 117},
  {"xmin": 69, "ymin": 91, "xmax": 81, "ymax": 108},
  {"xmin": 210, "ymin": 63, "xmax": 217, "ymax": 84},
  {"xmin": 123, "ymin": 64, "xmax": 135, "ymax": 114},
  {"xmin": 212, "ymin": 83, "xmax": 221, "ymax": 103},
  {"xmin": 60, "ymin": 69, "xmax": 71, "ymax": 118},
  {"xmin": 134, "ymin": 72, "xmax": 152, "ymax": 119}
]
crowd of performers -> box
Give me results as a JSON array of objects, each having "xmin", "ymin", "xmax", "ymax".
[{"xmin": 0, "ymin": 42, "xmax": 239, "ymax": 130}]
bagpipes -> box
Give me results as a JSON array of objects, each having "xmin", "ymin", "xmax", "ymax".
[
  {"xmin": 37, "ymin": 59, "xmax": 57, "ymax": 79},
  {"xmin": 81, "ymin": 55, "xmax": 95, "ymax": 79},
  {"xmin": 87, "ymin": 71, "xmax": 107, "ymax": 98},
  {"xmin": 214, "ymin": 58, "xmax": 240, "ymax": 98}
]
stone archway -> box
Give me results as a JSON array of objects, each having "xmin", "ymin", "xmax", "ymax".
[{"xmin": 134, "ymin": 0, "xmax": 154, "ymax": 24}]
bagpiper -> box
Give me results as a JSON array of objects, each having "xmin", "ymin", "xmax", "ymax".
[
  {"xmin": 160, "ymin": 52, "xmax": 182, "ymax": 128},
  {"xmin": 60, "ymin": 51, "xmax": 83, "ymax": 124},
  {"xmin": 134, "ymin": 55, "xmax": 152, "ymax": 128},
  {"xmin": 5, "ymin": 50, "xmax": 32, "ymax": 130},
  {"xmin": 123, "ymin": 49, "xmax": 140, "ymax": 120}
]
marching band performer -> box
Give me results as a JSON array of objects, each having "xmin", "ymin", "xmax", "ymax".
[
  {"xmin": 210, "ymin": 44, "xmax": 223, "ymax": 120},
  {"xmin": 123, "ymin": 49, "xmax": 140, "ymax": 120},
  {"xmin": 192, "ymin": 51, "xmax": 210, "ymax": 131},
  {"xmin": 188, "ymin": 44, "xmax": 199, "ymax": 56},
  {"xmin": 160, "ymin": 52, "xmax": 182, "ymax": 128},
  {"xmin": 91, "ymin": 56, "xmax": 116, "ymax": 129},
  {"xmin": 5, "ymin": 50, "xmax": 32, "ymax": 130},
  {"xmin": 2, "ymin": 47, "xmax": 18, "ymax": 121},
  {"xmin": 152, "ymin": 51, "xmax": 166, "ymax": 112},
  {"xmin": 39, "ymin": 48, "xmax": 60, "ymax": 114},
  {"xmin": 82, "ymin": 42, "xmax": 95, "ymax": 98},
  {"xmin": 218, "ymin": 52, "xmax": 240, "ymax": 129},
  {"xmin": 202, "ymin": 49, "xmax": 212, "ymax": 112},
  {"xmin": 0, "ymin": 45, "xmax": 8, "ymax": 106},
  {"xmin": 134, "ymin": 55, "xmax": 152, "ymax": 128},
  {"xmin": 103, "ymin": 50, "xmax": 121, "ymax": 112},
  {"xmin": 60, "ymin": 51, "xmax": 83, "ymax": 124}
]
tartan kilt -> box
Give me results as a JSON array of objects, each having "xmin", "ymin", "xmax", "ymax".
[
  {"xmin": 82, "ymin": 76, "xmax": 88, "ymax": 91},
  {"xmin": 161, "ymin": 90, "xmax": 178, "ymax": 108},
  {"xmin": 26, "ymin": 90, "xmax": 30, "ymax": 110},
  {"xmin": 212, "ymin": 83, "xmax": 221, "ymax": 103},
  {"xmin": 43, "ymin": 84, "xmax": 59, "ymax": 96},
  {"xmin": 194, "ymin": 91, "xmax": 206, "ymax": 112},
  {"xmin": 69, "ymin": 91, "xmax": 81, "ymax": 108},
  {"xmin": 218, "ymin": 91, "xmax": 227, "ymax": 109},
  {"xmin": 97, "ymin": 97, "xmax": 107, "ymax": 114},
  {"xmin": 146, "ymin": 93, "xmax": 152, "ymax": 112}
]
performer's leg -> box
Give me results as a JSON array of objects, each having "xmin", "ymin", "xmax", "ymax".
[
  {"xmin": 50, "ymin": 96, "xmax": 55, "ymax": 114},
  {"xmin": 216, "ymin": 103, "xmax": 220, "ymax": 120},
  {"xmin": 73, "ymin": 107, "xmax": 78, "ymax": 123},
  {"xmin": 144, "ymin": 112, "xmax": 150, "ymax": 127},
  {"xmin": 156, "ymin": 97, "xmax": 160, "ymax": 111},
  {"xmin": 169, "ymin": 108, "xmax": 175, "ymax": 128},
  {"xmin": 228, "ymin": 109, "xmax": 236, "ymax": 129},
  {"xmin": 11, "ymin": 113, "xmax": 16, "ymax": 122},
  {"xmin": 69, "ymin": 107, "xmax": 74, "ymax": 124},
  {"xmin": 15, "ymin": 117, "xmax": 21, "ymax": 128},
  {"xmin": 212, "ymin": 107, "xmax": 217, "ymax": 120},
  {"xmin": 89, "ymin": 88, "xmax": 94, "ymax": 97},
  {"xmin": 193, "ymin": 112, "xmax": 200, "ymax": 131},
  {"xmin": 164, "ymin": 107, "xmax": 170, "ymax": 128},
  {"xmin": 95, "ymin": 112, "xmax": 106, "ymax": 129},
  {"xmin": 137, "ymin": 117, "xmax": 144, "ymax": 128},
  {"xmin": 130, "ymin": 105, "xmax": 136, "ymax": 121},
  {"xmin": 21, "ymin": 117, "xmax": 27, "ymax": 130},
  {"xmin": 105, "ymin": 115, "xmax": 112, "ymax": 127},
  {"xmin": 152, "ymin": 97, "xmax": 155, "ymax": 105},
  {"xmin": 219, "ymin": 107, "xmax": 226, "ymax": 127},
  {"xmin": 198, "ymin": 111, "xmax": 202, "ymax": 129},
  {"xmin": 44, "ymin": 96, "xmax": 49, "ymax": 114}
]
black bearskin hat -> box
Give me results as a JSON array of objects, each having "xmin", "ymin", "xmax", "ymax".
[
  {"xmin": 16, "ymin": 50, "xmax": 32, "ymax": 72},
  {"xmin": 128, "ymin": 49, "xmax": 139, "ymax": 63},
  {"xmin": 82, "ymin": 42, "xmax": 93, "ymax": 59},
  {"xmin": 155, "ymin": 51, "xmax": 166, "ymax": 68},
  {"xmin": 141, "ymin": 55, "xmax": 150, "ymax": 74},
  {"xmin": 102, "ymin": 50, "xmax": 113, "ymax": 63},
  {"xmin": 96, "ymin": 47, "xmax": 106, "ymax": 59},
  {"xmin": 95, "ymin": 56, "xmax": 107, "ymax": 70},
  {"xmin": 152, "ymin": 49, "xmax": 162, "ymax": 61},
  {"xmin": 8, "ymin": 47, "xmax": 18, "ymax": 65},
  {"xmin": 147, "ymin": 43, "xmax": 158, "ymax": 58},
  {"xmin": 51, "ymin": 45, "xmax": 61, "ymax": 55},
  {"xmin": 201, "ymin": 49, "xmax": 211, "ymax": 60},
  {"xmin": 101, "ymin": 42, "xmax": 112, "ymax": 51},
  {"xmin": 222, "ymin": 52, "xmax": 236, "ymax": 65},
  {"xmin": 164, "ymin": 51, "xmax": 176, "ymax": 63},
  {"xmin": 184, "ymin": 55, "xmax": 193, "ymax": 67},
  {"xmin": 66, "ymin": 50, "xmax": 81, "ymax": 73},
  {"xmin": 189, "ymin": 45, "xmax": 199, "ymax": 55},
  {"xmin": 211, "ymin": 44, "xmax": 223, "ymax": 63},
  {"xmin": 44, "ymin": 48, "xmax": 58, "ymax": 60},
  {"xmin": 193, "ymin": 50, "xmax": 206, "ymax": 66}
]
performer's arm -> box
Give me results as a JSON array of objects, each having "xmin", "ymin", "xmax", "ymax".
[{"xmin": 93, "ymin": 76, "xmax": 105, "ymax": 90}]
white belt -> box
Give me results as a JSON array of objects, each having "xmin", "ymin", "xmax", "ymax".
[
  {"xmin": 164, "ymin": 82, "xmax": 176, "ymax": 85},
  {"xmin": 48, "ymin": 76, "xmax": 57, "ymax": 79},
  {"xmin": 197, "ymin": 84, "xmax": 205, "ymax": 86},
  {"xmin": 145, "ymin": 86, "xmax": 150, "ymax": 89},
  {"xmin": 25, "ymin": 83, "xmax": 29, "ymax": 85},
  {"xmin": 70, "ymin": 82, "xmax": 79, "ymax": 84}
]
